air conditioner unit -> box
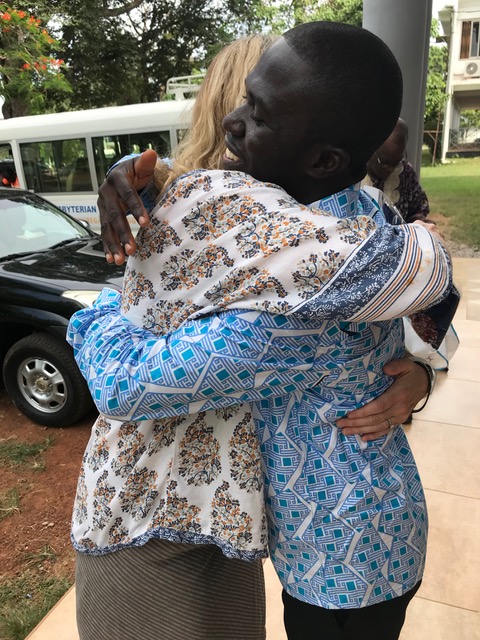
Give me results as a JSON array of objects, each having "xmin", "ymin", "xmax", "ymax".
[{"xmin": 465, "ymin": 61, "xmax": 479, "ymax": 76}]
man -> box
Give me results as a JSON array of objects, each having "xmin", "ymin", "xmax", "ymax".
[
  {"xmin": 69, "ymin": 23, "xmax": 450, "ymax": 640},
  {"xmin": 363, "ymin": 118, "xmax": 431, "ymax": 222}
]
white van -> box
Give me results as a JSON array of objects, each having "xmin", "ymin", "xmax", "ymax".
[{"xmin": 0, "ymin": 99, "xmax": 194, "ymax": 229}]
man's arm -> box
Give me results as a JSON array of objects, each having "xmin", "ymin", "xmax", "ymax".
[{"xmin": 98, "ymin": 150, "xmax": 157, "ymax": 264}]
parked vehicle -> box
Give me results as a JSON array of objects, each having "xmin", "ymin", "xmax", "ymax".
[
  {"xmin": 0, "ymin": 187, "xmax": 124, "ymax": 427},
  {"xmin": 0, "ymin": 98, "xmax": 194, "ymax": 230}
]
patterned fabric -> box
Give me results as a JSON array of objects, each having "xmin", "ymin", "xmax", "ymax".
[
  {"xmin": 68, "ymin": 169, "xmax": 452, "ymax": 609},
  {"xmin": 76, "ymin": 539, "xmax": 266, "ymax": 640},
  {"xmin": 362, "ymin": 161, "xmax": 430, "ymax": 223}
]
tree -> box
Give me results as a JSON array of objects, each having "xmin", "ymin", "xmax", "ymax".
[
  {"xmin": 424, "ymin": 21, "xmax": 448, "ymax": 132},
  {"xmin": 460, "ymin": 109, "xmax": 480, "ymax": 138},
  {"xmin": 423, "ymin": 20, "xmax": 448, "ymax": 160},
  {"xmin": 0, "ymin": 4, "xmax": 71, "ymax": 117},
  {"xmin": 59, "ymin": 0, "xmax": 141, "ymax": 109},
  {"xmin": 119, "ymin": 0, "xmax": 237, "ymax": 104},
  {"xmin": 44, "ymin": 0, "xmax": 260, "ymax": 109},
  {"xmin": 313, "ymin": 0, "xmax": 362, "ymax": 27},
  {"xmin": 0, "ymin": 0, "xmax": 368, "ymax": 115},
  {"xmin": 244, "ymin": 0, "xmax": 363, "ymax": 34}
]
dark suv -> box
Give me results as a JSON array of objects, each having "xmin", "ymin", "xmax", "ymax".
[{"xmin": 0, "ymin": 187, "xmax": 124, "ymax": 427}]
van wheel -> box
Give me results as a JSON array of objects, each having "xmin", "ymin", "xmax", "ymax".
[{"xmin": 3, "ymin": 333, "xmax": 93, "ymax": 427}]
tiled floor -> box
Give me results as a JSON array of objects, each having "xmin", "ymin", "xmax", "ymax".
[{"xmin": 27, "ymin": 258, "xmax": 480, "ymax": 640}]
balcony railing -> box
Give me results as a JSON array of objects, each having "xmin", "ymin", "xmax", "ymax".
[
  {"xmin": 165, "ymin": 74, "xmax": 206, "ymax": 100},
  {"xmin": 449, "ymin": 128, "xmax": 480, "ymax": 150}
]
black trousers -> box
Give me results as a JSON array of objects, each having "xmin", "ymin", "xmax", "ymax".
[{"xmin": 283, "ymin": 581, "xmax": 421, "ymax": 640}]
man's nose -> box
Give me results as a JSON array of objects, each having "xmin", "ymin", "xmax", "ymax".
[{"xmin": 223, "ymin": 106, "xmax": 246, "ymax": 137}]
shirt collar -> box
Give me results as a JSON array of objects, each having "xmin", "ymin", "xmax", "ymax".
[
  {"xmin": 309, "ymin": 184, "xmax": 360, "ymax": 219},
  {"xmin": 309, "ymin": 183, "xmax": 387, "ymax": 227}
]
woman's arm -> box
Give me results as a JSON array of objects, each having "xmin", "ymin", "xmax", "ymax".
[
  {"xmin": 68, "ymin": 289, "xmax": 330, "ymax": 421},
  {"xmin": 69, "ymin": 291, "xmax": 433, "ymax": 439}
]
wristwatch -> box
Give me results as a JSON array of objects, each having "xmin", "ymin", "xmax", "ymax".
[{"xmin": 409, "ymin": 356, "xmax": 437, "ymax": 413}]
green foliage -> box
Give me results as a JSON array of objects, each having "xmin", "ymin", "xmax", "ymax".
[
  {"xmin": 121, "ymin": 0, "xmax": 244, "ymax": 104},
  {"xmin": 58, "ymin": 0, "xmax": 141, "ymax": 109},
  {"xmin": 425, "ymin": 44, "xmax": 448, "ymax": 131},
  {"xmin": 313, "ymin": 0, "xmax": 362, "ymax": 27},
  {"xmin": 0, "ymin": 4, "xmax": 71, "ymax": 117},
  {"xmin": 17, "ymin": 0, "xmax": 264, "ymax": 109},
  {"xmin": 423, "ymin": 20, "xmax": 448, "ymax": 162},
  {"xmin": 245, "ymin": 0, "xmax": 363, "ymax": 33},
  {"xmin": 0, "ymin": 0, "xmax": 364, "ymax": 114},
  {"xmin": 460, "ymin": 109, "xmax": 480, "ymax": 134},
  {"xmin": 0, "ymin": 572, "xmax": 72, "ymax": 640}
]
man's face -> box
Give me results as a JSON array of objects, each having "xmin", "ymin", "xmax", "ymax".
[
  {"xmin": 222, "ymin": 38, "xmax": 318, "ymax": 199},
  {"xmin": 367, "ymin": 137, "xmax": 405, "ymax": 181}
]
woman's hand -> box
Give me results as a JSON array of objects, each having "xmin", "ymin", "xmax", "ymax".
[
  {"xmin": 336, "ymin": 357, "xmax": 430, "ymax": 441},
  {"xmin": 98, "ymin": 149, "xmax": 158, "ymax": 265}
]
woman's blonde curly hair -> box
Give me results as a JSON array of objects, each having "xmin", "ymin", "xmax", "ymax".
[{"xmin": 155, "ymin": 34, "xmax": 275, "ymax": 194}]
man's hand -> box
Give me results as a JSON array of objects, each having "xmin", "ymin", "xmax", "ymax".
[
  {"xmin": 98, "ymin": 149, "xmax": 158, "ymax": 265},
  {"xmin": 336, "ymin": 357, "xmax": 430, "ymax": 441}
]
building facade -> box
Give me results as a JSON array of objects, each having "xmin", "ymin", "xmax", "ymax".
[{"xmin": 440, "ymin": 0, "xmax": 480, "ymax": 160}]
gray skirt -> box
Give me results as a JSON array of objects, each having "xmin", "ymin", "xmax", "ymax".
[{"xmin": 76, "ymin": 539, "xmax": 266, "ymax": 640}]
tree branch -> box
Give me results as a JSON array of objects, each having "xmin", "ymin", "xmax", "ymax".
[{"xmin": 103, "ymin": 0, "xmax": 145, "ymax": 18}]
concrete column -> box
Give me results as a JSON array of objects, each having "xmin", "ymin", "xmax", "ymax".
[
  {"xmin": 440, "ymin": 6, "xmax": 457, "ymax": 162},
  {"xmin": 442, "ymin": 94, "xmax": 454, "ymax": 162},
  {"xmin": 363, "ymin": 0, "xmax": 433, "ymax": 174}
]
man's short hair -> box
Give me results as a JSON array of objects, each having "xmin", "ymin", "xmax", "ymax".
[{"xmin": 283, "ymin": 21, "xmax": 403, "ymax": 172}]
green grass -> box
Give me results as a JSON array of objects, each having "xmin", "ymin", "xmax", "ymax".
[
  {"xmin": 421, "ymin": 157, "xmax": 480, "ymax": 249},
  {"xmin": 0, "ymin": 437, "xmax": 54, "ymax": 470},
  {"xmin": 0, "ymin": 488, "xmax": 20, "ymax": 522},
  {"xmin": 0, "ymin": 572, "xmax": 72, "ymax": 640},
  {"xmin": 23, "ymin": 545, "xmax": 57, "ymax": 570}
]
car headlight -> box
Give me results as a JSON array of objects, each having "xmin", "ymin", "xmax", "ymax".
[{"xmin": 62, "ymin": 290, "xmax": 102, "ymax": 308}]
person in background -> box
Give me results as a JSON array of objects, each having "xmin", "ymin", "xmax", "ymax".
[
  {"xmin": 364, "ymin": 119, "xmax": 459, "ymax": 396},
  {"xmin": 0, "ymin": 161, "xmax": 19, "ymax": 188},
  {"xmin": 363, "ymin": 118, "xmax": 431, "ymax": 223},
  {"xmin": 69, "ymin": 23, "xmax": 450, "ymax": 640}
]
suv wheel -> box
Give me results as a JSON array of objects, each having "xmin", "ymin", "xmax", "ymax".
[{"xmin": 3, "ymin": 333, "xmax": 93, "ymax": 427}]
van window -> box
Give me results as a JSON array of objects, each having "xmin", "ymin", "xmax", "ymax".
[
  {"xmin": 0, "ymin": 143, "xmax": 14, "ymax": 162},
  {"xmin": 20, "ymin": 139, "xmax": 93, "ymax": 193},
  {"xmin": 92, "ymin": 131, "xmax": 170, "ymax": 184},
  {"xmin": 0, "ymin": 144, "xmax": 18, "ymax": 187}
]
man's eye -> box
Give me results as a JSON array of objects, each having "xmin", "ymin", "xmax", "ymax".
[{"xmin": 251, "ymin": 115, "xmax": 265, "ymax": 127}]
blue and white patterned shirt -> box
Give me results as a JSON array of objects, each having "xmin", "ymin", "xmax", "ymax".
[{"xmin": 68, "ymin": 171, "xmax": 452, "ymax": 609}]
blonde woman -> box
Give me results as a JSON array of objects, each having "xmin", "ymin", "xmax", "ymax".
[
  {"xmin": 174, "ymin": 35, "xmax": 275, "ymax": 177},
  {"xmin": 99, "ymin": 34, "xmax": 274, "ymax": 253}
]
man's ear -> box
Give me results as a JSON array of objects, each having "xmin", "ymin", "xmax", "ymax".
[{"xmin": 305, "ymin": 145, "xmax": 350, "ymax": 179}]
